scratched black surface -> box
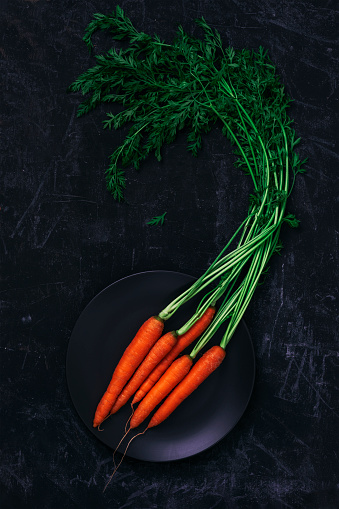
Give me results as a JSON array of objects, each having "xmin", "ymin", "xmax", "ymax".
[{"xmin": 1, "ymin": 1, "xmax": 338, "ymax": 508}]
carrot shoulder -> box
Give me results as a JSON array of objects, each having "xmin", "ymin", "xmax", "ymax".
[
  {"xmin": 148, "ymin": 345, "xmax": 226, "ymax": 428},
  {"xmin": 110, "ymin": 331, "xmax": 178, "ymax": 414},
  {"xmin": 93, "ymin": 315, "xmax": 164, "ymax": 427},
  {"xmin": 133, "ymin": 306, "xmax": 216, "ymax": 405},
  {"xmin": 130, "ymin": 355, "xmax": 193, "ymax": 429}
]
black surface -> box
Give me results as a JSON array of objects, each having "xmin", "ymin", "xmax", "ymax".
[
  {"xmin": 1, "ymin": 1, "xmax": 338, "ymax": 508},
  {"xmin": 66, "ymin": 271, "xmax": 255, "ymax": 461}
]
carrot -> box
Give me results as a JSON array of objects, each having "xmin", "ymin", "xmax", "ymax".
[
  {"xmin": 148, "ymin": 345, "xmax": 226, "ymax": 428},
  {"xmin": 133, "ymin": 306, "xmax": 216, "ymax": 405},
  {"xmin": 130, "ymin": 355, "xmax": 193, "ymax": 429},
  {"xmin": 110, "ymin": 331, "xmax": 178, "ymax": 414},
  {"xmin": 93, "ymin": 315, "xmax": 164, "ymax": 427}
]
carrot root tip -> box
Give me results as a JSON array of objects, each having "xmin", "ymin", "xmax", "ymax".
[{"xmin": 103, "ymin": 427, "xmax": 148, "ymax": 492}]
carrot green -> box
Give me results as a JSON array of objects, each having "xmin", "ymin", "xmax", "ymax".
[
  {"xmin": 146, "ymin": 212, "xmax": 167, "ymax": 226},
  {"xmin": 68, "ymin": 6, "xmax": 306, "ymax": 352}
]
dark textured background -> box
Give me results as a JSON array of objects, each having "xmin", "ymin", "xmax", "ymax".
[{"xmin": 1, "ymin": 1, "xmax": 338, "ymax": 508}]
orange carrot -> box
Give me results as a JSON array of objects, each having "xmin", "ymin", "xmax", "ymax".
[
  {"xmin": 130, "ymin": 355, "xmax": 193, "ymax": 429},
  {"xmin": 93, "ymin": 315, "xmax": 164, "ymax": 427},
  {"xmin": 133, "ymin": 306, "xmax": 216, "ymax": 405},
  {"xmin": 148, "ymin": 345, "xmax": 226, "ymax": 428},
  {"xmin": 110, "ymin": 331, "xmax": 178, "ymax": 414}
]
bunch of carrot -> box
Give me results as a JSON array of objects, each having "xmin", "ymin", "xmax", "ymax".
[
  {"xmin": 69, "ymin": 7, "xmax": 305, "ymax": 439},
  {"xmin": 67, "ymin": 5, "xmax": 306, "ymax": 491},
  {"xmin": 93, "ymin": 305, "xmax": 220, "ymax": 430}
]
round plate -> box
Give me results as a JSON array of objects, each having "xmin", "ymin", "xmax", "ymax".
[{"xmin": 66, "ymin": 270, "xmax": 255, "ymax": 462}]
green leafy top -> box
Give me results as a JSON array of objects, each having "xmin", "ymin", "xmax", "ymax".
[
  {"xmin": 146, "ymin": 212, "xmax": 167, "ymax": 226},
  {"xmin": 68, "ymin": 6, "xmax": 307, "ymax": 357},
  {"xmin": 68, "ymin": 6, "xmax": 306, "ymax": 205}
]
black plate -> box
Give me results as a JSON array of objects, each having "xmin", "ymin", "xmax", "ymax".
[{"xmin": 66, "ymin": 270, "xmax": 255, "ymax": 462}]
